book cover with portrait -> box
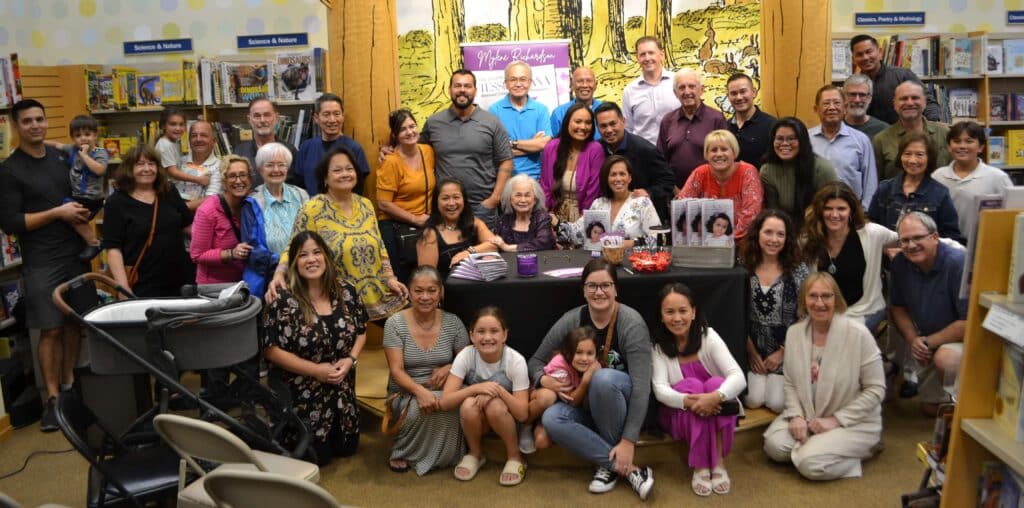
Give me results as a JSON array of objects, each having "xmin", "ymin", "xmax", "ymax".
[
  {"xmin": 686, "ymin": 199, "xmax": 705, "ymax": 246},
  {"xmin": 700, "ymin": 199, "xmax": 735, "ymax": 247},
  {"xmin": 582, "ymin": 209, "xmax": 611, "ymax": 251},
  {"xmin": 671, "ymin": 199, "xmax": 689, "ymax": 247}
]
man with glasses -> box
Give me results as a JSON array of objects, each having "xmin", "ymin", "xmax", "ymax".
[
  {"xmin": 233, "ymin": 98, "xmax": 299, "ymax": 187},
  {"xmin": 179, "ymin": 120, "xmax": 223, "ymax": 211},
  {"xmin": 421, "ymin": 69, "xmax": 513, "ymax": 230},
  {"xmin": 809, "ymin": 85, "xmax": 877, "ymax": 208},
  {"xmin": 294, "ymin": 93, "xmax": 370, "ymax": 195},
  {"xmin": 842, "ymin": 74, "xmax": 889, "ymax": 140},
  {"xmin": 889, "ymin": 212, "xmax": 967, "ymax": 416},
  {"xmin": 489, "ymin": 61, "xmax": 551, "ymax": 180}
]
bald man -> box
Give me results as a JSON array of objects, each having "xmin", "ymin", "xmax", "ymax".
[
  {"xmin": 872, "ymin": 81, "xmax": 950, "ymax": 181},
  {"xmin": 550, "ymin": 67, "xmax": 604, "ymax": 139},
  {"xmin": 488, "ymin": 60, "xmax": 551, "ymax": 179},
  {"xmin": 180, "ymin": 120, "xmax": 223, "ymax": 211},
  {"xmin": 656, "ymin": 69, "xmax": 726, "ymax": 187}
]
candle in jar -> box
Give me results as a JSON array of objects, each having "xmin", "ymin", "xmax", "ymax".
[{"xmin": 517, "ymin": 253, "xmax": 538, "ymax": 277}]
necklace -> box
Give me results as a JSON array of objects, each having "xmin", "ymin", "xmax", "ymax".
[
  {"xmin": 826, "ymin": 253, "xmax": 837, "ymax": 275},
  {"xmin": 411, "ymin": 310, "xmax": 437, "ymax": 331},
  {"xmin": 441, "ymin": 223, "xmax": 458, "ymax": 232}
]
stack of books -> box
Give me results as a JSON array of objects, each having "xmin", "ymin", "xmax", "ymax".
[{"xmin": 449, "ymin": 253, "xmax": 508, "ymax": 282}]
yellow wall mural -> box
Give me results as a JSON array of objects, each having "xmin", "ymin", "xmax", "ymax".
[{"xmin": 397, "ymin": 0, "xmax": 762, "ymax": 123}]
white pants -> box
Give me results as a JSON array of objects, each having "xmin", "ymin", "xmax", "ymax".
[
  {"xmin": 744, "ymin": 372, "xmax": 785, "ymax": 413},
  {"xmin": 763, "ymin": 416, "xmax": 879, "ymax": 481}
]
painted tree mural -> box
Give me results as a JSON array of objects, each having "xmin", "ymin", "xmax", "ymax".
[
  {"xmin": 510, "ymin": 0, "xmax": 545, "ymax": 40},
  {"xmin": 426, "ymin": 0, "xmax": 466, "ymax": 104},
  {"xmin": 645, "ymin": 0, "xmax": 676, "ymax": 68},
  {"xmin": 543, "ymin": 0, "xmax": 584, "ymax": 66},
  {"xmin": 585, "ymin": 0, "xmax": 631, "ymax": 64}
]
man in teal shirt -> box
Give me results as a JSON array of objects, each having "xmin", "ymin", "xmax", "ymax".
[
  {"xmin": 488, "ymin": 61, "xmax": 551, "ymax": 179},
  {"xmin": 550, "ymin": 67, "xmax": 603, "ymax": 140}
]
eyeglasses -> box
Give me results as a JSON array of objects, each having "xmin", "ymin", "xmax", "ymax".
[
  {"xmin": 807, "ymin": 292, "xmax": 835, "ymax": 303},
  {"xmin": 506, "ymin": 77, "xmax": 531, "ymax": 84},
  {"xmin": 898, "ymin": 233, "xmax": 934, "ymax": 247},
  {"xmin": 773, "ymin": 136, "xmax": 798, "ymax": 144},
  {"xmin": 584, "ymin": 282, "xmax": 615, "ymax": 293},
  {"xmin": 845, "ymin": 92, "xmax": 871, "ymax": 98},
  {"xmin": 225, "ymin": 173, "xmax": 250, "ymax": 181}
]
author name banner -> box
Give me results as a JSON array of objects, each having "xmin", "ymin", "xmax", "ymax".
[{"xmin": 461, "ymin": 40, "xmax": 571, "ymax": 112}]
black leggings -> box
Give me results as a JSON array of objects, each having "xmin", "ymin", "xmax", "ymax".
[{"xmin": 309, "ymin": 420, "xmax": 359, "ymax": 466}]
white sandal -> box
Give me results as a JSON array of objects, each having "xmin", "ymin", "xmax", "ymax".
[{"xmin": 454, "ymin": 454, "xmax": 486, "ymax": 481}]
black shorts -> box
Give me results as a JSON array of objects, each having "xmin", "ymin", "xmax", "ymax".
[
  {"xmin": 71, "ymin": 196, "xmax": 105, "ymax": 219},
  {"xmin": 22, "ymin": 258, "xmax": 97, "ymax": 330}
]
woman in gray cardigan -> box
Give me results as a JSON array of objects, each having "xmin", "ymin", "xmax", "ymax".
[{"xmin": 527, "ymin": 259, "xmax": 655, "ymax": 500}]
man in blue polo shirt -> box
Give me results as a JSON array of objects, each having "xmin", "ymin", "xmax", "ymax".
[
  {"xmin": 488, "ymin": 61, "xmax": 551, "ymax": 180},
  {"xmin": 294, "ymin": 93, "xmax": 370, "ymax": 196},
  {"xmin": 550, "ymin": 67, "xmax": 603, "ymax": 140},
  {"xmin": 889, "ymin": 212, "xmax": 967, "ymax": 417}
]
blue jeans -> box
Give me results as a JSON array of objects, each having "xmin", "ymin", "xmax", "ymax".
[
  {"xmin": 541, "ymin": 368, "xmax": 631, "ymax": 470},
  {"xmin": 471, "ymin": 202, "xmax": 497, "ymax": 231},
  {"xmin": 864, "ymin": 307, "xmax": 886, "ymax": 334}
]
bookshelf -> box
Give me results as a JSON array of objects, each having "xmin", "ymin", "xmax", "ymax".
[{"xmin": 940, "ymin": 209, "xmax": 1024, "ymax": 507}]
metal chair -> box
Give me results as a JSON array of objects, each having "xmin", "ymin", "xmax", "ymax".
[
  {"xmin": 153, "ymin": 414, "xmax": 319, "ymax": 508},
  {"xmin": 54, "ymin": 392, "xmax": 180, "ymax": 508},
  {"xmin": 202, "ymin": 470, "xmax": 342, "ymax": 508}
]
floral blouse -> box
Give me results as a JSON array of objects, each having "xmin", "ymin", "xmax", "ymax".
[{"xmin": 567, "ymin": 195, "xmax": 661, "ymax": 244}]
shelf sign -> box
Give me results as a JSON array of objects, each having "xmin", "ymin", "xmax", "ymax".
[
  {"xmin": 983, "ymin": 303, "xmax": 1024, "ymax": 348},
  {"xmin": 854, "ymin": 12, "xmax": 925, "ymax": 26},
  {"xmin": 237, "ymin": 33, "xmax": 309, "ymax": 50},
  {"xmin": 123, "ymin": 38, "xmax": 193, "ymax": 55},
  {"xmin": 1010, "ymin": 11, "xmax": 1024, "ymax": 25}
]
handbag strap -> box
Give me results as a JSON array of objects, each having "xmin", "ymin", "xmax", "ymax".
[
  {"xmin": 418, "ymin": 146, "xmax": 430, "ymax": 215},
  {"xmin": 129, "ymin": 194, "xmax": 159, "ymax": 281},
  {"xmin": 218, "ymin": 194, "xmax": 242, "ymax": 242}
]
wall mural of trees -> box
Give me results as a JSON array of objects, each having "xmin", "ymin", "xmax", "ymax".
[{"xmin": 398, "ymin": 0, "xmax": 761, "ymax": 122}]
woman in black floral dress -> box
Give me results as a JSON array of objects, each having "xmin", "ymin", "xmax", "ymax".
[{"xmin": 264, "ymin": 230, "xmax": 369, "ymax": 465}]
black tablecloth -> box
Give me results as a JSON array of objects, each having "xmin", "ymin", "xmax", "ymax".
[{"xmin": 444, "ymin": 250, "xmax": 748, "ymax": 371}]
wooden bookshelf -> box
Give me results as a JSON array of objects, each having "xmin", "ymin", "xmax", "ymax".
[{"xmin": 940, "ymin": 209, "xmax": 1023, "ymax": 507}]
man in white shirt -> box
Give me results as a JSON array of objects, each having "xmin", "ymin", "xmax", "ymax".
[
  {"xmin": 179, "ymin": 120, "xmax": 223, "ymax": 211},
  {"xmin": 808, "ymin": 85, "xmax": 877, "ymax": 208},
  {"xmin": 621, "ymin": 36, "xmax": 676, "ymax": 145}
]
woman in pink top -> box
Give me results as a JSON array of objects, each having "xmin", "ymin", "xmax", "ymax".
[
  {"xmin": 678, "ymin": 130, "xmax": 763, "ymax": 239},
  {"xmin": 190, "ymin": 155, "xmax": 254, "ymax": 284},
  {"xmin": 540, "ymin": 102, "xmax": 606, "ymax": 224}
]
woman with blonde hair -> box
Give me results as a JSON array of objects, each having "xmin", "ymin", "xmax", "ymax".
[{"xmin": 678, "ymin": 129, "xmax": 763, "ymax": 239}]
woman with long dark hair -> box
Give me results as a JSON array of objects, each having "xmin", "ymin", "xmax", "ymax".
[
  {"xmin": 760, "ymin": 117, "xmax": 838, "ymax": 229},
  {"xmin": 650, "ymin": 283, "xmax": 745, "ymax": 496},
  {"xmin": 264, "ymin": 230, "xmax": 369, "ymax": 465},
  {"xmin": 540, "ymin": 102, "xmax": 606, "ymax": 225},
  {"xmin": 739, "ymin": 209, "xmax": 809, "ymax": 413},
  {"xmin": 416, "ymin": 178, "xmax": 497, "ymax": 277}
]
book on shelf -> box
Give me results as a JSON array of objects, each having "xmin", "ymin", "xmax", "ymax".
[
  {"xmin": 992, "ymin": 94, "xmax": 1010, "ymax": 122},
  {"xmin": 85, "ymin": 69, "xmax": 115, "ymax": 111},
  {"xmin": 1012, "ymin": 94, "xmax": 1024, "ymax": 121},
  {"xmin": 1, "ymin": 231, "xmax": 21, "ymax": 268},
  {"xmin": 220, "ymin": 61, "xmax": 274, "ymax": 105},
  {"xmin": 1012, "ymin": 212, "xmax": 1024, "ymax": 305},
  {"xmin": 275, "ymin": 49, "xmax": 322, "ymax": 101},
  {"xmin": 111, "ymin": 66, "xmax": 138, "ymax": 110},
  {"xmin": 979, "ymin": 461, "xmax": 1005, "ymax": 507},
  {"xmin": 946, "ymin": 35, "xmax": 985, "ymax": 76},
  {"xmin": 988, "ymin": 42, "xmax": 1005, "ymax": 74},
  {"xmin": 159, "ymin": 69, "xmax": 185, "ymax": 104},
  {"xmin": 0, "ymin": 53, "xmax": 23, "ymax": 107},
  {"xmin": 0, "ymin": 114, "xmax": 9, "ymax": 161},
  {"xmin": 100, "ymin": 136, "xmax": 137, "ymax": 163},
  {"xmin": 136, "ymin": 73, "xmax": 163, "ymax": 106},
  {"xmin": 181, "ymin": 59, "xmax": 199, "ymax": 105},
  {"xmin": 1005, "ymin": 39, "xmax": 1024, "ymax": 75},
  {"xmin": 990, "ymin": 136, "xmax": 1007, "ymax": 166},
  {"xmin": 0, "ymin": 279, "xmax": 21, "ymax": 317},
  {"xmin": 1009, "ymin": 130, "xmax": 1024, "ymax": 166},
  {"xmin": 831, "ymin": 40, "xmax": 851, "ymax": 80},
  {"xmin": 994, "ymin": 336, "xmax": 1023, "ymax": 442},
  {"xmin": 948, "ymin": 88, "xmax": 978, "ymax": 120}
]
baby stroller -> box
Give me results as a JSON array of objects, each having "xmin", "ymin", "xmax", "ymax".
[{"xmin": 53, "ymin": 273, "xmax": 310, "ymax": 458}]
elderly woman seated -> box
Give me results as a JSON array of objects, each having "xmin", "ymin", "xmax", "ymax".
[
  {"xmin": 490, "ymin": 174, "xmax": 555, "ymax": 252},
  {"xmin": 763, "ymin": 272, "xmax": 885, "ymax": 480}
]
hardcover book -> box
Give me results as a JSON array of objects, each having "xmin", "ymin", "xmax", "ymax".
[
  {"xmin": 1004, "ymin": 39, "xmax": 1024, "ymax": 74},
  {"xmin": 275, "ymin": 51, "xmax": 318, "ymax": 101},
  {"xmin": 221, "ymin": 62, "xmax": 273, "ymax": 104}
]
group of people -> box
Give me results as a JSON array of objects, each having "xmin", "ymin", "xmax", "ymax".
[{"xmin": 0, "ymin": 30, "xmax": 1012, "ymax": 499}]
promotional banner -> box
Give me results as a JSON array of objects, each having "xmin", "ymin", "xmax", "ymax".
[{"xmin": 460, "ymin": 40, "xmax": 571, "ymax": 112}]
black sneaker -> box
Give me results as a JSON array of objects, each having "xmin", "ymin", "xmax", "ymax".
[
  {"xmin": 627, "ymin": 466, "xmax": 654, "ymax": 500},
  {"xmin": 588, "ymin": 467, "xmax": 617, "ymax": 493},
  {"xmin": 40, "ymin": 397, "xmax": 58, "ymax": 433},
  {"xmin": 78, "ymin": 244, "xmax": 102, "ymax": 261},
  {"xmin": 900, "ymin": 380, "xmax": 919, "ymax": 398}
]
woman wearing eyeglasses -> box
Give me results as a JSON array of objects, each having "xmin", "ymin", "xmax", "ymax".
[
  {"xmin": 763, "ymin": 272, "xmax": 885, "ymax": 480},
  {"xmin": 526, "ymin": 259, "xmax": 655, "ymax": 500},
  {"xmin": 760, "ymin": 117, "xmax": 838, "ymax": 231}
]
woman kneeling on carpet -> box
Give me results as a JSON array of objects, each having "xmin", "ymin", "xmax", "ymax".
[
  {"xmin": 263, "ymin": 231, "xmax": 368, "ymax": 465},
  {"xmin": 440, "ymin": 306, "xmax": 530, "ymax": 486},
  {"xmin": 651, "ymin": 283, "xmax": 745, "ymax": 496},
  {"xmin": 763, "ymin": 272, "xmax": 885, "ymax": 480},
  {"xmin": 383, "ymin": 265, "xmax": 470, "ymax": 475}
]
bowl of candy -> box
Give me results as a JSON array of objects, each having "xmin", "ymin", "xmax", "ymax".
[{"xmin": 626, "ymin": 246, "xmax": 672, "ymax": 273}]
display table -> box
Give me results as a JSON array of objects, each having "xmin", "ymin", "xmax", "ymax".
[{"xmin": 444, "ymin": 250, "xmax": 748, "ymax": 369}]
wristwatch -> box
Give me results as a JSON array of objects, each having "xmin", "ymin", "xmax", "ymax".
[
  {"xmin": 348, "ymin": 356, "xmax": 358, "ymax": 367},
  {"xmin": 512, "ymin": 140, "xmax": 519, "ymax": 150},
  {"xmin": 468, "ymin": 245, "xmax": 478, "ymax": 254}
]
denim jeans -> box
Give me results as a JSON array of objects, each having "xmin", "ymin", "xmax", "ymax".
[
  {"xmin": 471, "ymin": 202, "xmax": 497, "ymax": 231},
  {"xmin": 541, "ymin": 368, "xmax": 632, "ymax": 470}
]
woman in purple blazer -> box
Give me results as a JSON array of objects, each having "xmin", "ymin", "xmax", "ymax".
[{"xmin": 540, "ymin": 102, "xmax": 606, "ymax": 226}]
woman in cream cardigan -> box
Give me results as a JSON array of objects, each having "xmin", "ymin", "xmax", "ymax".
[
  {"xmin": 651, "ymin": 283, "xmax": 745, "ymax": 496},
  {"xmin": 763, "ymin": 272, "xmax": 885, "ymax": 480}
]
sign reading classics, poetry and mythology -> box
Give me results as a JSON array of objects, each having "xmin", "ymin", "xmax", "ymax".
[
  {"xmin": 854, "ymin": 12, "xmax": 926, "ymax": 26},
  {"xmin": 1009, "ymin": 11, "xmax": 1024, "ymax": 25},
  {"xmin": 123, "ymin": 38, "xmax": 194, "ymax": 55},
  {"xmin": 237, "ymin": 33, "xmax": 309, "ymax": 50},
  {"xmin": 460, "ymin": 40, "xmax": 572, "ymax": 113}
]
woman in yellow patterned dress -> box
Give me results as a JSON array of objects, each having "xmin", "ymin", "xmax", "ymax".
[{"xmin": 267, "ymin": 146, "xmax": 408, "ymax": 321}]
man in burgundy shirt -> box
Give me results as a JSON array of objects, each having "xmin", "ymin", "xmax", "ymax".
[{"xmin": 656, "ymin": 69, "xmax": 727, "ymax": 189}]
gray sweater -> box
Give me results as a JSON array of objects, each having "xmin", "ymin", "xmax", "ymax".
[{"xmin": 528, "ymin": 303, "xmax": 652, "ymax": 442}]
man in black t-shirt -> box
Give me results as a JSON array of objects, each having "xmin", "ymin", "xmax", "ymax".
[
  {"xmin": 232, "ymin": 97, "xmax": 299, "ymax": 187},
  {"xmin": 0, "ymin": 99, "xmax": 97, "ymax": 432}
]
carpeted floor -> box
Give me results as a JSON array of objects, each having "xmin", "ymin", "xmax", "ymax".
[{"xmin": 0, "ymin": 391, "xmax": 933, "ymax": 507}]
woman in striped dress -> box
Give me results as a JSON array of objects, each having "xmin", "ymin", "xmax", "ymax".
[{"xmin": 382, "ymin": 266, "xmax": 469, "ymax": 475}]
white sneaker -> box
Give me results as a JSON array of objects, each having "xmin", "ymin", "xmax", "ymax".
[
  {"xmin": 588, "ymin": 467, "xmax": 618, "ymax": 493},
  {"xmin": 627, "ymin": 466, "xmax": 654, "ymax": 500},
  {"xmin": 518, "ymin": 424, "xmax": 536, "ymax": 454}
]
